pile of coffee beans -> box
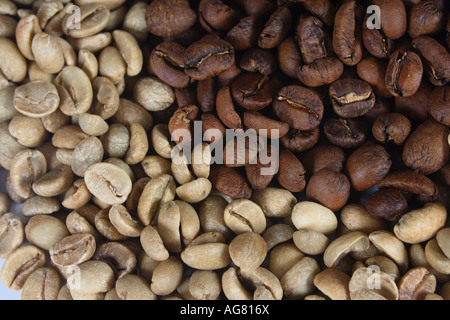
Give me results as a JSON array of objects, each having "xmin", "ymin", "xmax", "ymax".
[{"xmin": 0, "ymin": 0, "xmax": 449, "ymax": 301}]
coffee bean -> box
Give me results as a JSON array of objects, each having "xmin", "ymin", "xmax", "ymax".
[
  {"xmin": 412, "ymin": 36, "xmax": 450, "ymax": 86},
  {"xmin": 372, "ymin": 113, "xmax": 412, "ymax": 145},
  {"xmin": 332, "ymin": 0, "xmax": 364, "ymax": 66},
  {"xmin": 362, "ymin": 14, "xmax": 394, "ymax": 59},
  {"xmin": 184, "ymin": 37, "xmax": 235, "ymax": 81},
  {"xmin": 273, "ymin": 85, "xmax": 324, "ymax": 131},
  {"xmin": 408, "ymin": 0, "xmax": 446, "ymax": 38},
  {"xmin": 280, "ymin": 127, "xmax": 320, "ymax": 153},
  {"xmin": 297, "ymin": 57, "xmax": 344, "ymax": 87},
  {"xmin": 329, "ymin": 78, "xmax": 375, "ymax": 118},
  {"xmin": 258, "ymin": 6, "xmax": 292, "ymax": 49},
  {"xmin": 385, "ymin": 50, "xmax": 423, "ymax": 97},
  {"xmin": 150, "ymin": 41, "xmax": 190, "ymax": 88},
  {"xmin": 345, "ymin": 141, "xmax": 392, "ymax": 191},
  {"xmin": 323, "ymin": 118, "xmax": 368, "ymax": 149},
  {"xmin": 231, "ymin": 72, "xmax": 279, "ymax": 111},
  {"xmin": 429, "ymin": 86, "xmax": 450, "ymax": 126},
  {"xmin": 403, "ymin": 119, "xmax": 450, "ymax": 175},
  {"xmin": 296, "ymin": 15, "xmax": 332, "ymax": 65},
  {"xmin": 198, "ymin": 0, "xmax": 239, "ymax": 33},
  {"xmin": 365, "ymin": 188, "xmax": 408, "ymax": 222},
  {"xmin": 145, "ymin": 0, "xmax": 196, "ymax": 38}
]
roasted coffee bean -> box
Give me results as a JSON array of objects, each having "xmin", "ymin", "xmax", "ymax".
[
  {"xmin": 345, "ymin": 141, "xmax": 392, "ymax": 192},
  {"xmin": 385, "ymin": 50, "xmax": 423, "ymax": 97},
  {"xmin": 198, "ymin": 0, "xmax": 239, "ymax": 33},
  {"xmin": 150, "ymin": 42, "xmax": 190, "ymax": 88},
  {"xmin": 225, "ymin": 16, "xmax": 263, "ymax": 52},
  {"xmin": 365, "ymin": 188, "xmax": 409, "ymax": 222},
  {"xmin": 277, "ymin": 37, "xmax": 302, "ymax": 79},
  {"xmin": 429, "ymin": 86, "xmax": 450, "ymax": 126},
  {"xmin": 277, "ymin": 149, "xmax": 306, "ymax": 193},
  {"xmin": 408, "ymin": 1, "xmax": 446, "ymax": 39},
  {"xmin": 168, "ymin": 105, "xmax": 200, "ymax": 144},
  {"xmin": 273, "ymin": 85, "xmax": 324, "ymax": 131},
  {"xmin": 296, "ymin": 15, "xmax": 332, "ymax": 65},
  {"xmin": 280, "ymin": 127, "xmax": 320, "ymax": 153},
  {"xmin": 239, "ymin": 47, "xmax": 277, "ymax": 75},
  {"xmin": 243, "ymin": 111, "xmax": 289, "ymax": 139},
  {"xmin": 209, "ymin": 165, "xmax": 252, "ymax": 200},
  {"xmin": 329, "ymin": 78, "xmax": 375, "ymax": 118},
  {"xmin": 362, "ymin": 14, "xmax": 394, "ymax": 59},
  {"xmin": 184, "ymin": 37, "xmax": 235, "ymax": 81},
  {"xmin": 372, "ymin": 0, "xmax": 407, "ymax": 40},
  {"xmin": 372, "ymin": 113, "xmax": 412, "ymax": 145},
  {"xmin": 306, "ymin": 168, "xmax": 351, "ymax": 212},
  {"xmin": 196, "ymin": 77, "xmax": 215, "ymax": 113},
  {"xmin": 231, "ymin": 72, "xmax": 279, "ymax": 111},
  {"xmin": 323, "ymin": 118, "xmax": 368, "ymax": 149},
  {"xmin": 403, "ymin": 119, "xmax": 450, "ymax": 175},
  {"xmin": 297, "ymin": 57, "xmax": 344, "ymax": 87},
  {"xmin": 412, "ymin": 36, "xmax": 450, "ymax": 87},
  {"xmin": 302, "ymin": 145, "xmax": 346, "ymax": 175},
  {"xmin": 258, "ymin": 6, "xmax": 292, "ymax": 49},
  {"xmin": 332, "ymin": 0, "xmax": 364, "ymax": 66},
  {"xmin": 378, "ymin": 170, "xmax": 439, "ymax": 203},
  {"xmin": 235, "ymin": 0, "xmax": 275, "ymax": 17},
  {"xmin": 145, "ymin": 0, "xmax": 196, "ymax": 38}
]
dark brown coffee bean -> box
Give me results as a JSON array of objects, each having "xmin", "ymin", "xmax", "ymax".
[
  {"xmin": 362, "ymin": 13, "xmax": 394, "ymax": 59},
  {"xmin": 197, "ymin": 77, "xmax": 215, "ymax": 112},
  {"xmin": 273, "ymin": 85, "xmax": 324, "ymax": 131},
  {"xmin": 372, "ymin": 0, "xmax": 407, "ymax": 40},
  {"xmin": 145, "ymin": 0, "xmax": 196, "ymax": 38},
  {"xmin": 174, "ymin": 85, "xmax": 197, "ymax": 108},
  {"xmin": 198, "ymin": 0, "xmax": 239, "ymax": 33},
  {"xmin": 372, "ymin": 113, "xmax": 412, "ymax": 146},
  {"xmin": 329, "ymin": 78, "xmax": 375, "ymax": 118},
  {"xmin": 394, "ymin": 82, "xmax": 432, "ymax": 124},
  {"xmin": 280, "ymin": 127, "xmax": 320, "ymax": 153},
  {"xmin": 150, "ymin": 42, "xmax": 190, "ymax": 88},
  {"xmin": 300, "ymin": 0, "xmax": 336, "ymax": 29},
  {"xmin": 429, "ymin": 86, "xmax": 450, "ymax": 126},
  {"xmin": 184, "ymin": 38, "xmax": 235, "ymax": 81},
  {"xmin": 403, "ymin": 119, "xmax": 450, "ymax": 175},
  {"xmin": 277, "ymin": 37, "xmax": 302, "ymax": 79},
  {"xmin": 209, "ymin": 165, "xmax": 252, "ymax": 199},
  {"xmin": 245, "ymin": 147, "xmax": 277, "ymax": 191},
  {"xmin": 231, "ymin": 72, "xmax": 279, "ymax": 111},
  {"xmin": 408, "ymin": 0, "xmax": 446, "ymax": 38},
  {"xmin": 235, "ymin": 0, "xmax": 276, "ymax": 17},
  {"xmin": 412, "ymin": 36, "xmax": 450, "ymax": 87},
  {"xmin": 201, "ymin": 112, "xmax": 226, "ymax": 143},
  {"xmin": 356, "ymin": 57, "xmax": 392, "ymax": 98},
  {"xmin": 436, "ymin": 163, "xmax": 450, "ymax": 187},
  {"xmin": 243, "ymin": 111, "xmax": 289, "ymax": 139},
  {"xmin": 258, "ymin": 6, "xmax": 292, "ymax": 49},
  {"xmin": 365, "ymin": 188, "xmax": 408, "ymax": 222},
  {"xmin": 323, "ymin": 118, "xmax": 368, "ymax": 149},
  {"xmin": 216, "ymin": 86, "xmax": 243, "ymax": 130},
  {"xmin": 276, "ymin": 149, "xmax": 306, "ymax": 193},
  {"xmin": 297, "ymin": 57, "xmax": 344, "ymax": 87},
  {"xmin": 239, "ymin": 47, "xmax": 277, "ymax": 75},
  {"xmin": 225, "ymin": 16, "xmax": 263, "ymax": 51},
  {"xmin": 345, "ymin": 141, "xmax": 392, "ymax": 192},
  {"xmin": 385, "ymin": 50, "xmax": 423, "ymax": 97},
  {"xmin": 302, "ymin": 145, "xmax": 346, "ymax": 175},
  {"xmin": 168, "ymin": 105, "xmax": 200, "ymax": 144},
  {"xmin": 296, "ymin": 15, "xmax": 332, "ymax": 65},
  {"xmin": 377, "ymin": 170, "xmax": 439, "ymax": 202},
  {"xmin": 332, "ymin": 0, "xmax": 364, "ymax": 66},
  {"xmin": 306, "ymin": 168, "xmax": 351, "ymax": 212}
]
